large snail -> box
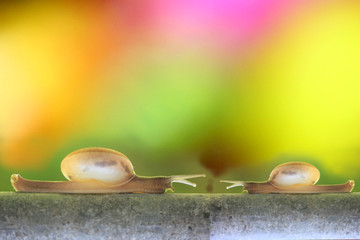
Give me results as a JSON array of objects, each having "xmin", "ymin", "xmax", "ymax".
[
  {"xmin": 221, "ymin": 162, "xmax": 355, "ymax": 194},
  {"xmin": 11, "ymin": 147, "xmax": 205, "ymax": 194}
]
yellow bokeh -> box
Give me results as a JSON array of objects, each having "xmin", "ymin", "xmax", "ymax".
[
  {"xmin": 0, "ymin": 1, "xmax": 120, "ymax": 168},
  {"xmin": 228, "ymin": 1, "xmax": 360, "ymax": 175}
]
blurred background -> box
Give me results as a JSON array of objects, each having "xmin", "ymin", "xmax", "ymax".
[{"xmin": 1, "ymin": 0, "xmax": 360, "ymax": 193}]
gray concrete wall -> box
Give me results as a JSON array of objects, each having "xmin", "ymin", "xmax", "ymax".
[{"xmin": 0, "ymin": 192, "xmax": 360, "ymax": 239}]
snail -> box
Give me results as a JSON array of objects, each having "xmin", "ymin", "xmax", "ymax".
[
  {"xmin": 11, "ymin": 147, "xmax": 205, "ymax": 194},
  {"xmin": 221, "ymin": 162, "xmax": 355, "ymax": 194}
]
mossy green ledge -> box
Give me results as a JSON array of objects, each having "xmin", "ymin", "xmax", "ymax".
[{"xmin": 0, "ymin": 193, "xmax": 360, "ymax": 239}]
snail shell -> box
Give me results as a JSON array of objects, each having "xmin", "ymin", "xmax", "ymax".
[
  {"xmin": 221, "ymin": 162, "xmax": 354, "ymax": 194},
  {"xmin": 61, "ymin": 148, "xmax": 135, "ymax": 185},
  {"xmin": 11, "ymin": 147, "xmax": 205, "ymax": 193},
  {"xmin": 268, "ymin": 162, "xmax": 320, "ymax": 187}
]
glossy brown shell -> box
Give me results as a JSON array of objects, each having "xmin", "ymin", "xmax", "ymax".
[
  {"xmin": 61, "ymin": 147, "xmax": 135, "ymax": 185},
  {"xmin": 268, "ymin": 162, "xmax": 320, "ymax": 187}
]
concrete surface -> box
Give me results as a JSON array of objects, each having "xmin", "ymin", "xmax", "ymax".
[{"xmin": 0, "ymin": 193, "xmax": 360, "ymax": 239}]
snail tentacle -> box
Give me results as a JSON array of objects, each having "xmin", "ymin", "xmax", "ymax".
[
  {"xmin": 220, "ymin": 180, "xmax": 246, "ymax": 190},
  {"xmin": 170, "ymin": 174, "xmax": 206, "ymax": 187}
]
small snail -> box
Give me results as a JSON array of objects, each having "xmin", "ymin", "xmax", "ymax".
[
  {"xmin": 11, "ymin": 147, "xmax": 205, "ymax": 194},
  {"xmin": 221, "ymin": 162, "xmax": 355, "ymax": 194}
]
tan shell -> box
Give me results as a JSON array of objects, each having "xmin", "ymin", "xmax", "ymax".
[
  {"xmin": 61, "ymin": 147, "xmax": 135, "ymax": 185},
  {"xmin": 268, "ymin": 162, "xmax": 320, "ymax": 187}
]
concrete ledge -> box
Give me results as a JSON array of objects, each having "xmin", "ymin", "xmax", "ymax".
[{"xmin": 0, "ymin": 193, "xmax": 360, "ymax": 239}]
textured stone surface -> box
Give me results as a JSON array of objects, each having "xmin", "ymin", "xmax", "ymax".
[{"xmin": 0, "ymin": 193, "xmax": 360, "ymax": 239}]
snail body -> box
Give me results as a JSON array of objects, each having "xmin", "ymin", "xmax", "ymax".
[
  {"xmin": 11, "ymin": 147, "xmax": 205, "ymax": 194},
  {"xmin": 221, "ymin": 162, "xmax": 354, "ymax": 194}
]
